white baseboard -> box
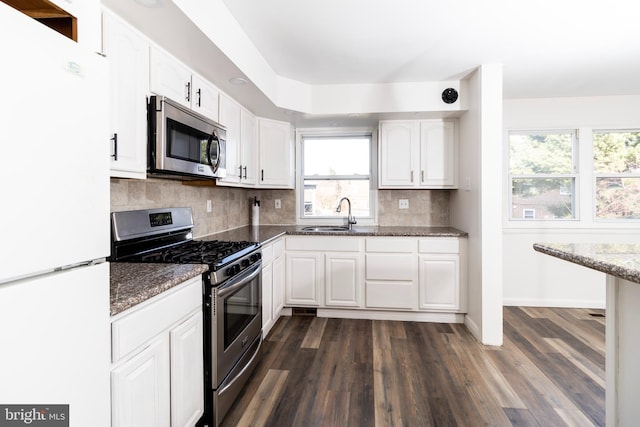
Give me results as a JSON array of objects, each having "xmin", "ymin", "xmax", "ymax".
[
  {"xmin": 502, "ymin": 298, "xmax": 605, "ymax": 309},
  {"xmin": 281, "ymin": 306, "xmax": 465, "ymax": 323}
]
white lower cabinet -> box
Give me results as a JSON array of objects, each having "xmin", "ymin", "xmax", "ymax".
[
  {"xmin": 170, "ymin": 311, "xmax": 204, "ymax": 427},
  {"xmin": 284, "ymin": 235, "xmax": 466, "ymax": 316},
  {"xmin": 285, "ymin": 237, "xmax": 365, "ymax": 307},
  {"xmin": 111, "ymin": 276, "xmax": 204, "ymax": 427},
  {"xmin": 262, "ymin": 237, "xmax": 285, "ymax": 338},
  {"xmin": 112, "ymin": 335, "xmax": 170, "ymax": 427},
  {"xmin": 364, "ymin": 238, "xmax": 418, "ymax": 310},
  {"xmin": 325, "ymin": 252, "xmax": 363, "ymax": 307},
  {"xmin": 418, "ymin": 238, "xmax": 466, "ymax": 313},
  {"xmin": 285, "ymin": 251, "xmax": 324, "ymax": 305}
]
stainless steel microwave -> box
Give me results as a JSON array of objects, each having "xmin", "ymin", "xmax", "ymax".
[{"xmin": 148, "ymin": 95, "xmax": 226, "ymax": 179}]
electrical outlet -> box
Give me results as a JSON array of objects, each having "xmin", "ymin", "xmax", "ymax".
[
  {"xmin": 275, "ymin": 199, "xmax": 282, "ymax": 209},
  {"xmin": 399, "ymin": 199, "xmax": 409, "ymax": 209},
  {"xmin": 206, "ymin": 200, "xmax": 212, "ymax": 213}
]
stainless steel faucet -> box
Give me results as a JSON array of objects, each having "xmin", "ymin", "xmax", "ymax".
[{"xmin": 336, "ymin": 197, "xmax": 357, "ymax": 229}]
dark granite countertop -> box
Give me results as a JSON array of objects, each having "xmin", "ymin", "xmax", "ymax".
[
  {"xmin": 110, "ymin": 262, "xmax": 208, "ymax": 317},
  {"xmin": 111, "ymin": 225, "xmax": 468, "ymax": 315},
  {"xmin": 199, "ymin": 225, "xmax": 468, "ymax": 243},
  {"xmin": 533, "ymin": 243, "xmax": 640, "ymax": 284}
]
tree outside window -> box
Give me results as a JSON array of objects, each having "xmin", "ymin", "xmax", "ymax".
[
  {"xmin": 509, "ymin": 131, "xmax": 577, "ymax": 220},
  {"xmin": 593, "ymin": 130, "xmax": 640, "ymax": 219}
]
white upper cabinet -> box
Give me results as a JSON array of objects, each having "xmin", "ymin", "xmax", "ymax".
[
  {"xmin": 102, "ymin": 9, "xmax": 149, "ymax": 179},
  {"xmin": 218, "ymin": 95, "xmax": 258, "ymax": 187},
  {"xmin": 240, "ymin": 108, "xmax": 258, "ymax": 185},
  {"xmin": 191, "ymin": 74, "xmax": 220, "ymax": 122},
  {"xmin": 149, "ymin": 47, "xmax": 219, "ymax": 122},
  {"xmin": 218, "ymin": 94, "xmax": 242, "ymax": 184},
  {"xmin": 257, "ymin": 118, "xmax": 295, "ymax": 188},
  {"xmin": 379, "ymin": 119, "xmax": 458, "ymax": 189}
]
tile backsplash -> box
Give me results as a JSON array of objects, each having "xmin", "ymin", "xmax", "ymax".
[{"xmin": 110, "ymin": 178, "xmax": 450, "ymax": 237}]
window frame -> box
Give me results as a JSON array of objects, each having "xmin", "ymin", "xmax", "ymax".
[
  {"xmin": 592, "ymin": 128, "xmax": 640, "ymax": 222},
  {"xmin": 295, "ymin": 127, "xmax": 378, "ymax": 226},
  {"xmin": 507, "ymin": 129, "xmax": 580, "ymax": 222}
]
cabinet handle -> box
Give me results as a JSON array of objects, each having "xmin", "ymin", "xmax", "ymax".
[
  {"xmin": 110, "ymin": 133, "xmax": 118, "ymax": 161},
  {"xmin": 421, "ymin": 170, "xmax": 424, "ymax": 182},
  {"xmin": 410, "ymin": 170, "xmax": 414, "ymax": 182},
  {"xmin": 185, "ymin": 82, "xmax": 191, "ymax": 102},
  {"xmin": 238, "ymin": 165, "xmax": 243, "ymax": 179},
  {"xmin": 261, "ymin": 169, "xmax": 264, "ymax": 181},
  {"xmin": 243, "ymin": 166, "xmax": 247, "ymax": 179},
  {"xmin": 196, "ymin": 88, "xmax": 201, "ymax": 107}
]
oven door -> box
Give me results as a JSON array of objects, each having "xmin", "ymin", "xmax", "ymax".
[{"xmin": 213, "ymin": 260, "xmax": 262, "ymax": 387}]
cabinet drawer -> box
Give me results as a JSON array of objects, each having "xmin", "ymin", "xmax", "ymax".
[
  {"xmin": 286, "ymin": 236, "xmax": 362, "ymax": 252},
  {"xmin": 262, "ymin": 242, "xmax": 274, "ymax": 264},
  {"xmin": 419, "ymin": 238, "xmax": 459, "ymax": 254},
  {"xmin": 112, "ymin": 276, "xmax": 202, "ymax": 362},
  {"xmin": 365, "ymin": 281, "xmax": 415, "ymax": 309},
  {"xmin": 365, "ymin": 253, "xmax": 414, "ymax": 281},
  {"xmin": 273, "ymin": 238, "xmax": 285, "ymax": 257},
  {"xmin": 365, "ymin": 238, "xmax": 416, "ymax": 253}
]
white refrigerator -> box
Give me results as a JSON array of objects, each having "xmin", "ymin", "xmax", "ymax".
[{"xmin": 0, "ymin": 3, "xmax": 111, "ymax": 426}]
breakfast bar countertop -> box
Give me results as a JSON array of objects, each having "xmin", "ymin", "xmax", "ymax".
[{"xmin": 533, "ymin": 242, "xmax": 640, "ymax": 284}]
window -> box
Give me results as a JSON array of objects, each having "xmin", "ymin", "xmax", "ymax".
[
  {"xmin": 299, "ymin": 132, "xmax": 373, "ymax": 221},
  {"xmin": 593, "ymin": 130, "xmax": 640, "ymax": 220},
  {"xmin": 509, "ymin": 130, "xmax": 578, "ymax": 220}
]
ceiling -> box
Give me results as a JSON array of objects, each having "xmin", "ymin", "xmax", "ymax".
[{"xmin": 105, "ymin": 0, "xmax": 640, "ymax": 126}]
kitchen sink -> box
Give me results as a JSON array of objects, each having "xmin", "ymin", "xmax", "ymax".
[{"xmin": 301, "ymin": 226, "xmax": 352, "ymax": 232}]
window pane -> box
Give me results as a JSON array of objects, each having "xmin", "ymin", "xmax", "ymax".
[
  {"xmin": 509, "ymin": 132, "xmax": 574, "ymax": 174},
  {"xmin": 593, "ymin": 131, "xmax": 640, "ymax": 173},
  {"xmin": 303, "ymin": 179, "xmax": 370, "ymax": 217},
  {"xmin": 595, "ymin": 177, "xmax": 640, "ymax": 219},
  {"xmin": 511, "ymin": 178, "xmax": 575, "ymax": 219},
  {"xmin": 304, "ymin": 137, "xmax": 370, "ymax": 176}
]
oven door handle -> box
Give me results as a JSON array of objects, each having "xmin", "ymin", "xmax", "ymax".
[
  {"xmin": 217, "ymin": 262, "xmax": 261, "ymax": 298},
  {"xmin": 218, "ymin": 336, "xmax": 262, "ymax": 396}
]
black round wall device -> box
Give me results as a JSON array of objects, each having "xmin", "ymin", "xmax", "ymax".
[{"xmin": 441, "ymin": 88, "xmax": 458, "ymax": 104}]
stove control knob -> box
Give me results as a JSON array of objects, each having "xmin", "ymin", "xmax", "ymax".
[
  {"xmin": 242, "ymin": 259, "xmax": 250, "ymax": 267},
  {"xmin": 250, "ymin": 254, "xmax": 259, "ymax": 263}
]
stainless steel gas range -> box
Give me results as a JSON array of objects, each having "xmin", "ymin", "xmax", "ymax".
[{"xmin": 110, "ymin": 207, "xmax": 262, "ymax": 427}]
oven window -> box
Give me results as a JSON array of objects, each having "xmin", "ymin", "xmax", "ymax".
[
  {"xmin": 167, "ymin": 118, "xmax": 210, "ymax": 164},
  {"xmin": 224, "ymin": 278, "xmax": 260, "ymax": 349}
]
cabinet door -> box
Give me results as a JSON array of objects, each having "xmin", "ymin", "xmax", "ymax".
[
  {"xmin": 262, "ymin": 262, "xmax": 274, "ymax": 338},
  {"xmin": 285, "ymin": 252, "xmax": 323, "ymax": 305},
  {"xmin": 149, "ymin": 47, "xmax": 192, "ymax": 108},
  {"xmin": 103, "ymin": 10, "xmax": 149, "ymax": 179},
  {"xmin": 170, "ymin": 310, "xmax": 204, "ymax": 427},
  {"xmin": 272, "ymin": 254, "xmax": 285, "ymax": 316},
  {"xmin": 379, "ymin": 121, "xmax": 420, "ymax": 188},
  {"xmin": 111, "ymin": 336, "xmax": 170, "ymax": 427},
  {"xmin": 420, "ymin": 120, "xmax": 457, "ymax": 188},
  {"xmin": 218, "ymin": 94, "xmax": 242, "ymax": 184},
  {"xmin": 418, "ymin": 255, "xmax": 459, "ymax": 311},
  {"xmin": 191, "ymin": 74, "xmax": 219, "ymax": 122},
  {"xmin": 325, "ymin": 253, "xmax": 362, "ymax": 307},
  {"xmin": 258, "ymin": 118, "xmax": 294, "ymax": 188},
  {"xmin": 240, "ymin": 108, "xmax": 258, "ymax": 185}
]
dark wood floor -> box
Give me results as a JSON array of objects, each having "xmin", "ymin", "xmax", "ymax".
[{"xmin": 221, "ymin": 307, "xmax": 605, "ymax": 427}]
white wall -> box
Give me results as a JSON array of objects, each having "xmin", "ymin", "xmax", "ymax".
[
  {"xmin": 503, "ymin": 95, "xmax": 640, "ymax": 308},
  {"xmin": 451, "ymin": 64, "xmax": 504, "ymax": 346}
]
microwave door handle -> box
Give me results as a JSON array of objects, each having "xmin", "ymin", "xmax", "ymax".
[{"xmin": 207, "ymin": 133, "xmax": 220, "ymax": 173}]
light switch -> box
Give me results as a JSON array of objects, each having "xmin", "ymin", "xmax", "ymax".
[
  {"xmin": 206, "ymin": 200, "xmax": 212, "ymax": 212},
  {"xmin": 275, "ymin": 199, "xmax": 282, "ymax": 209}
]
